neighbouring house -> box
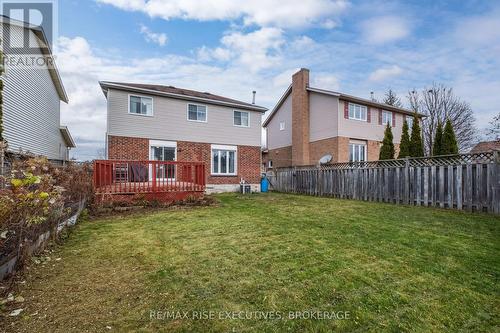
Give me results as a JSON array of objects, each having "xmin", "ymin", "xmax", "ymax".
[
  {"xmin": 263, "ymin": 68, "xmax": 424, "ymax": 169},
  {"xmin": 1, "ymin": 16, "xmax": 75, "ymax": 164},
  {"xmin": 470, "ymin": 140, "xmax": 500, "ymax": 154},
  {"xmin": 100, "ymin": 81, "xmax": 268, "ymax": 193}
]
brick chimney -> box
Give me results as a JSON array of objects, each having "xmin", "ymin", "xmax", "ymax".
[{"xmin": 291, "ymin": 68, "xmax": 310, "ymax": 166}]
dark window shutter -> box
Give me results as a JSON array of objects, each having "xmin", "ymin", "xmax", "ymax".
[
  {"xmin": 367, "ymin": 107, "xmax": 371, "ymax": 122},
  {"xmin": 344, "ymin": 102, "xmax": 349, "ymax": 119},
  {"xmin": 378, "ymin": 109, "xmax": 382, "ymax": 125},
  {"xmin": 392, "ymin": 112, "xmax": 396, "ymax": 127}
]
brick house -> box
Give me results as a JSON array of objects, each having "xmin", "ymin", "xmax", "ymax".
[
  {"xmin": 263, "ymin": 68, "xmax": 423, "ymax": 169},
  {"xmin": 100, "ymin": 82, "xmax": 267, "ymax": 193}
]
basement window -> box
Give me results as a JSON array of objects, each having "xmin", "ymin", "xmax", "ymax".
[
  {"xmin": 211, "ymin": 145, "xmax": 237, "ymax": 175},
  {"xmin": 349, "ymin": 142, "xmax": 367, "ymax": 162}
]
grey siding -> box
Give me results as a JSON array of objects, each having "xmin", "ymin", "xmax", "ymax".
[
  {"xmin": 266, "ymin": 93, "xmax": 292, "ymax": 150},
  {"xmin": 107, "ymin": 89, "xmax": 262, "ymax": 147},
  {"xmin": 309, "ymin": 92, "xmax": 338, "ymax": 142},
  {"xmin": 2, "ymin": 23, "xmax": 67, "ymax": 161}
]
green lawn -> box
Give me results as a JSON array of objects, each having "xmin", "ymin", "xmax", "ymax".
[{"xmin": 2, "ymin": 193, "xmax": 499, "ymax": 332}]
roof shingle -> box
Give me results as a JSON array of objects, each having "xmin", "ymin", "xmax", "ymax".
[{"xmin": 100, "ymin": 81, "xmax": 267, "ymax": 112}]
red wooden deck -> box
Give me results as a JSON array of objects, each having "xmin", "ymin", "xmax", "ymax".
[{"xmin": 93, "ymin": 160, "xmax": 205, "ymax": 204}]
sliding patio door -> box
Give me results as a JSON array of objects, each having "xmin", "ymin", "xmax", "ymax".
[{"xmin": 149, "ymin": 141, "xmax": 177, "ymax": 180}]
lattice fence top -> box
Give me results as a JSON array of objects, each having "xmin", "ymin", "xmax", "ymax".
[{"xmin": 276, "ymin": 151, "xmax": 499, "ymax": 171}]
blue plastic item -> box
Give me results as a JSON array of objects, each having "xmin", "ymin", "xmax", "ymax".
[{"xmin": 261, "ymin": 176, "xmax": 269, "ymax": 192}]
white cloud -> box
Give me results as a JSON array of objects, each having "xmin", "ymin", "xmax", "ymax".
[
  {"xmin": 455, "ymin": 12, "xmax": 500, "ymax": 47},
  {"xmin": 140, "ymin": 24, "xmax": 167, "ymax": 46},
  {"xmin": 290, "ymin": 35, "xmax": 316, "ymax": 50},
  {"xmin": 96, "ymin": 0, "xmax": 348, "ymax": 29},
  {"xmin": 362, "ymin": 16, "xmax": 410, "ymax": 44},
  {"xmin": 198, "ymin": 27, "xmax": 285, "ymax": 72},
  {"xmin": 272, "ymin": 68, "xmax": 299, "ymax": 88},
  {"xmin": 369, "ymin": 65, "xmax": 403, "ymax": 82},
  {"xmin": 311, "ymin": 72, "xmax": 340, "ymax": 90}
]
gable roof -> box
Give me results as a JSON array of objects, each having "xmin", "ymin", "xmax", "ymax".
[
  {"xmin": 0, "ymin": 15, "xmax": 68, "ymax": 103},
  {"xmin": 99, "ymin": 81, "xmax": 268, "ymax": 113},
  {"xmin": 470, "ymin": 140, "xmax": 500, "ymax": 153},
  {"xmin": 263, "ymin": 85, "xmax": 425, "ymax": 127}
]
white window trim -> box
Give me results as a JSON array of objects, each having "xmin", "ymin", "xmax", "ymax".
[
  {"xmin": 279, "ymin": 121, "xmax": 285, "ymax": 131},
  {"xmin": 187, "ymin": 103, "xmax": 208, "ymax": 123},
  {"xmin": 382, "ymin": 110, "xmax": 393, "ymax": 126},
  {"xmin": 148, "ymin": 140, "xmax": 177, "ymax": 181},
  {"xmin": 233, "ymin": 110, "xmax": 250, "ymax": 128},
  {"xmin": 406, "ymin": 116, "xmax": 413, "ymax": 128},
  {"xmin": 211, "ymin": 144, "xmax": 237, "ymax": 176},
  {"xmin": 348, "ymin": 102, "xmax": 367, "ymax": 122},
  {"xmin": 349, "ymin": 142, "xmax": 367, "ymax": 162},
  {"xmin": 128, "ymin": 94, "xmax": 154, "ymax": 117},
  {"xmin": 268, "ymin": 160, "xmax": 273, "ymax": 168}
]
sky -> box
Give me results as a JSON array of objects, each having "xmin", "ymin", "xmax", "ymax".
[{"xmin": 45, "ymin": 0, "xmax": 500, "ymax": 160}]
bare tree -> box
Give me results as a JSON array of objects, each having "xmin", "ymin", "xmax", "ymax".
[
  {"xmin": 486, "ymin": 112, "xmax": 500, "ymax": 141},
  {"xmin": 406, "ymin": 84, "xmax": 476, "ymax": 154}
]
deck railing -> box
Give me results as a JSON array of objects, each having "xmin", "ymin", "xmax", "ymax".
[{"xmin": 93, "ymin": 160, "xmax": 206, "ymax": 195}]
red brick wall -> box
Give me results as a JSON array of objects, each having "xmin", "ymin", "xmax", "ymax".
[
  {"xmin": 107, "ymin": 135, "xmax": 149, "ymax": 160},
  {"xmin": 266, "ymin": 146, "xmax": 293, "ymax": 169},
  {"xmin": 178, "ymin": 141, "xmax": 261, "ymax": 184},
  {"xmin": 107, "ymin": 135, "xmax": 260, "ymax": 184},
  {"xmin": 291, "ymin": 68, "xmax": 310, "ymax": 166}
]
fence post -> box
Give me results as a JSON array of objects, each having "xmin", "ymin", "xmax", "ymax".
[
  {"xmin": 492, "ymin": 151, "xmax": 500, "ymax": 214},
  {"xmin": 152, "ymin": 161, "xmax": 157, "ymax": 193},
  {"xmin": 318, "ymin": 166, "xmax": 322, "ymax": 196},
  {"xmin": 404, "ymin": 158, "xmax": 410, "ymax": 205}
]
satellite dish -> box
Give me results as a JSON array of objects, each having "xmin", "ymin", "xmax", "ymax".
[{"xmin": 319, "ymin": 154, "xmax": 333, "ymax": 165}]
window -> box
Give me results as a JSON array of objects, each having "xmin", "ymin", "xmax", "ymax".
[
  {"xmin": 348, "ymin": 103, "xmax": 367, "ymax": 121},
  {"xmin": 349, "ymin": 143, "xmax": 367, "ymax": 162},
  {"xmin": 129, "ymin": 95, "xmax": 153, "ymax": 116},
  {"xmin": 382, "ymin": 111, "xmax": 393, "ymax": 126},
  {"xmin": 187, "ymin": 104, "xmax": 207, "ymax": 122},
  {"xmin": 234, "ymin": 110, "xmax": 249, "ymax": 127},
  {"xmin": 406, "ymin": 116, "xmax": 413, "ymax": 128},
  {"xmin": 268, "ymin": 160, "xmax": 273, "ymax": 168},
  {"xmin": 279, "ymin": 121, "xmax": 285, "ymax": 131},
  {"xmin": 211, "ymin": 145, "xmax": 237, "ymax": 175}
]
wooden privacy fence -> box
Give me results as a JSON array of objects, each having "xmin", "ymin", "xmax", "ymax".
[{"xmin": 273, "ymin": 151, "xmax": 500, "ymax": 214}]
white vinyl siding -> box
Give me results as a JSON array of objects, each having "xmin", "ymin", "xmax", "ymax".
[
  {"xmin": 349, "ymin": 142, "xmax": 367, "ymax": 162},
  {"xmin": 348, "ymin": 103, "xmax": 367, "ymax": 121},
  {"xmin": 187, "ymin": 103, "xmax": 207, "ymax": 122},
  {"xmin": 129, "ymin": 95, "xmax": 153, "ymax": 116},
  {"xmin": 2, "ymin": 23, "xmax": 67, "ymax": 161},
  {"xmin": 233, "ymin": 110, "xmax": 249, "ymax": 127},
  {"xmin": 211, "ymin": 144, "xmax": 237, "ymax": 175},
  {"xmin": 382, "ymin": 111, "xmax": 392, "ymax": 126}
]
